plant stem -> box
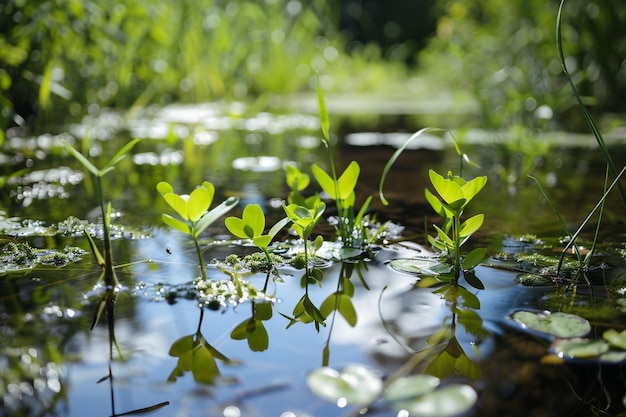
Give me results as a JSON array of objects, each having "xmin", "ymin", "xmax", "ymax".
[
  {"xmin": 453, "ymin": 214, "xmax": 461, "ymax": 277},
  {"xmin": 193, "ymin": 235, "xmax": 207, "ymax": 281},
  {"xmin": 96, "ymin": 176, "xmax": 116, "ymax": 288}
]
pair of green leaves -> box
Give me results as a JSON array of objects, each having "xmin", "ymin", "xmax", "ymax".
[
  {"xmin": 225, "ymin": 203, "xmax": 290, "ymax": 251},
  {"xmin": 61, "ymin": 138, "xmax": 141, "ymax": 179},
  {"xmin": 283, "ymin": 201, "xmax": 326, "ymax": 241},
  {"xmin": 157, "ymin": 181, "xmax": 239, "ymax": 239},
  {"xmin": 311, "ymin": 160, "xmax": 360, "ymax": 206}
]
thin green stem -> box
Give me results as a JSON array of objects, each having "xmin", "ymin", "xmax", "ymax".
[
  {"xmin": 193, "ymin": 235, "xmax": 207, "ymax": 281},
  {"xmin": 453, "ymin": 214, "xmax": 461, "ymax": 277}
]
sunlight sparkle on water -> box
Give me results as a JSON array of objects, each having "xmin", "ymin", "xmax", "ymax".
[{"xmin": 223, "ymin": 405, "xmax": 241, "ymax": 417}]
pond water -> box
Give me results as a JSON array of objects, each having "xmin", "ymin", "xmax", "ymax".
[{"xmin": 2, "ymin": 104, "xmax": 626, "ymax": 417}]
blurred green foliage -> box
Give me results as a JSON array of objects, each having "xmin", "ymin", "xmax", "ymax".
[
  {"xmin": 2, "ymin": 0, "xmax": 624, "ymax": 134},
  {"xmin": 1, "ymin": 0, "xmax": 406, "ymax": 132},
  {"xmin": 417, "ymin": 0, "xmax": 626, "ymax": 129}
]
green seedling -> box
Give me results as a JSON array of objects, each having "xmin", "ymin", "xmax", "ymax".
[
  {"xmin": 314, "ymin": 79, "xmax": 376, "ymax": 250},
  {"xmin": 425, "ymin": 169, "xmax": 487, "ymax": 284},
  {"xmin": 61, "ymin": 138, "xmax": 140, "ymax": 342},
  {"xmin": 157, "ymin": 181, "xmax": 239, "ymax": 281},
  {"xmin": 225, "ymin": 203, "xmax": 290, "ymax": 268}
]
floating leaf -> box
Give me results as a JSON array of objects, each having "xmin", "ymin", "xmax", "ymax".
[
  {"xmin": 553, "ymin": 338, "xmax": 610, "ymax": 359},
  {"xmin": 384, "ymin": 375, "xmax": 440, "ymax": 403},
  {"xmin": 389, "ymin": 384, "xmax": 477, "ymax": 417},
  {"xmin": 388, "ymin": 258, "xmax": 449, "ymax": 276},
  {"xmin": 603, "ymin": 329, "xmax": 626, "ymax": 351},
  {"xmin": 511, "ymin": 311, "xmax": 591, "ymax": 338},
  {"xmin": 306, "ymin": 365, "xmax": 383, "ymax": 406}
]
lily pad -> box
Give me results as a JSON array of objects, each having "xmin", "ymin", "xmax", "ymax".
[
  {"xmin": 384, "ymin": 375, "xmax": 440, "ymax": 402},
  {"xmin": 306, "ymin": 365, "xmax": 382, "ymax": 406},
  {"xmin": 551, "ymin": 338, "xmax": 626, "ymax": 363},
  {"xmin": 511, "ymin": 310, "xmax": 591, "ymax": 338},
  {"xmin": 553, "ymin": 338, "xmax": 610, "ymax": 359},
  {"xmin": 388, "ymin": 383, "xmax": 477, "ymax": 417},
  {"xmin": 603, "ymin": 329, "xmax": 626, "ymax": 351},
  {"xmin": 389, "ymin": 258, "xmax": 451, "ymax": 276}
]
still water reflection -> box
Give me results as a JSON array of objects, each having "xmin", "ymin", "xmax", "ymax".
[{"xmin": 2, "ymin": 106, "xmax": 626, "ymax": 416}]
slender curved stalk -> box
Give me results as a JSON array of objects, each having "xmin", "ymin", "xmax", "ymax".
[{"xmin": 557, "ymin": 0, "xmax": 626, "ymax": 207}]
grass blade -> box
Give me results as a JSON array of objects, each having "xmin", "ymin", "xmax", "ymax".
[
  {"xmin": 379, "ymin": 127, "xmax": 444, "ymax": 205},
  {"xmin": 556, "ymin": 0, "xmax": 626, "ymax": 206}
]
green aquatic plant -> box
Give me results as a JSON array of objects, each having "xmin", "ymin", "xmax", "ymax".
[
  {"xmin": 62, "ymin": 138, "xmax": 140, "ymax": 289},
  {"xmin": 61, "ymin": 138, "xmax": 140, "ymax": 334},
  {"xmin": 156, "ymin": 181, "xmax": 238, "ymax": 281},
  {"xmin": 424, "ymin": 169, "xmax": 488, "ymax": 285},
  {"xmin": 529, "ymin": 165, "xmax": 626, "ymax": 278},
  {"xmin": 313, "ymin": 80, "xmax": 378, "ymax": 252},
  {"xmin": 378, "ymin": 129, "xmax": 488, "ymax": 287},
  {"xmin": 225, "ymin": 203, "xmax": 290, "ymax": 269}
]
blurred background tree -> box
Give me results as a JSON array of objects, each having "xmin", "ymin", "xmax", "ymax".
[{"xmin": 0, "ymin": 0, "xmax": 625, "ymax": 135}]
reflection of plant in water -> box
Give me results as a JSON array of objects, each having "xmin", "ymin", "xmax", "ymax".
[
  {"xmin": 305, "ymin": 276, "xmax": 483, "ymax": 415},
  {"xmin": 168, "ymin": 312, "xmax": 234, "ymax": 385},
  {"xmin": 230, "ymin": 301, "xmax": 273, "ymax": 352},
  {"xmin": 425, "ymin": 284, "xmax": 483, "ymax": 380},
  {"xmin": 319, "ymin": 261, "xmax": 360, "ymax": 366},
  {"xmin": 282, "ymin": 201, "xmax": 327, "ymax": 331}
]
